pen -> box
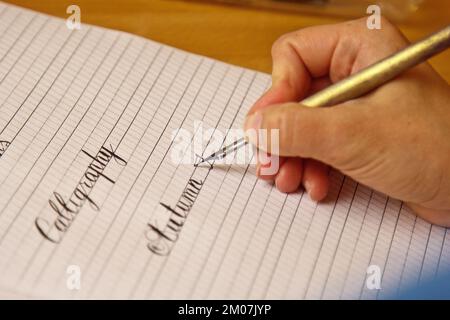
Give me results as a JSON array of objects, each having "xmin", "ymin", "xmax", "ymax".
[{"xmin": 196, "ymin": 24, "xmax": 450, "ymax": 166}]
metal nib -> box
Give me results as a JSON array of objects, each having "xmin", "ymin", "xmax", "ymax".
[{"xmin": 194, "ymin": 138, "xmax": 248, "ymax": 167}]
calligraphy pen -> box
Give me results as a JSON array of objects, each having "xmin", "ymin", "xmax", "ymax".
[{"xmin": 196, "ymin": 25, "xmax": 450, "ymax": 166}]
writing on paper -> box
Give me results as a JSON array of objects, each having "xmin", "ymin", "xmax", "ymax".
[
  {"xmin": 35, "ymin": 145, "xmax": 127, "ymax": 243},
  {"xmin": 0, "ymin": 141, "xmax": 10, "ymax": 159}
]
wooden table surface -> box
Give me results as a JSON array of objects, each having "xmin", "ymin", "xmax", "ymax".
[{"xmin": 3, "ymin": 0, "xmax": 450, "ymax": 82}]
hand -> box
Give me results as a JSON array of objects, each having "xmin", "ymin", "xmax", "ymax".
[{"xmin": 244, "ymin": 18, "xmax": 450, "ymax": 226}]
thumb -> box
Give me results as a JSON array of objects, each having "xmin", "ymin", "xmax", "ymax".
[{"xmin": 244, "ymin": 102, "xmax": 371, "ymax": 167}]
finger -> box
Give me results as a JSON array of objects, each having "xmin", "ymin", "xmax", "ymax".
[
  {"xmin": 257, "ymin": 156, "xmax": 287, "ymax": 181},
  {"xmin": 302, "ymin": 159, "xmax": 330, "ymax": 201},
  {"xmin": 249, "ymin": 24, "xmax": 346, "ymax": 115},
  {"xmin": 249, "ymin": 17, "xmax": 409, "ymax": 116},
  {"xmin": 259, "ymin": 76, "xmax": 332, "ymax": 184},
  {"xmin": 248, "ymin": 26, "xmax": 342, "ymax": 115},
  {"xmin": 249, "ymin": 76, "xmax": 331, "ymax": 176},
  {"xmin": 253, "ymin": 76, "xmax": 332, "ymax": 171},
  {"xmin": 248, "ymin": 24, "xmax": 344, "ymax": 181},
  {"xmin": 244, "ymin": 101, "xmax": 371, "ymax": 166},
  {"xmin": 275, "ymin": 157, "xmax": 303, "ymax": 193},
  {"xmin": 250, "ymin": 20, "xmax": 367, "ymax": 116}
]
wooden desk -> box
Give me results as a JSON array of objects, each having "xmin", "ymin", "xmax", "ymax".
[{"xmin": 3, "ymin": 0, "xmax": 450, "ymax": 82}]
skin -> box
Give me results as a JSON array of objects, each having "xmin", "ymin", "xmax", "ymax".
[{"xmin": 244, "ymin": 17, "xmax": 450, "ymax": 226}]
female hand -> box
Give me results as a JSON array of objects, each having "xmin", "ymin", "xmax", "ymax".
[{"xmin": 244, "ymin": 18, "xmax": 450, "ymax": 226}]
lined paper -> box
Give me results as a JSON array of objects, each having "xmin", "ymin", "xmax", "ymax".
[{"xmin": 0, "ymin": 2, "xmax": 448, "ymax": 299}]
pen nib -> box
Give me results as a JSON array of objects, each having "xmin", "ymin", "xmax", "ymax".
[{"xmin": 194, "ymin": 154, "xmax": 213, "ymax": 168}]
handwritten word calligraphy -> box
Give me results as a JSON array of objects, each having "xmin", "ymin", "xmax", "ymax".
[{"xmin": 35, "ymin": 145, "xmax": 127, "ymax": 243}]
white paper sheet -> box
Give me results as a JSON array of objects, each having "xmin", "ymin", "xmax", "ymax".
[{"xmin": 0, "ymin": 2, "xmax": 448, "ymax": 299}]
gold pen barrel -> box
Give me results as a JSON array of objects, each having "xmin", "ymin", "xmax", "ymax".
[
  {"xmin": 301, "ymin": 25, "xmax": 450, "ymax": 108},
  {"xmin": 200, "ymin": 25, "xmax": 450, "ymax": 165}
]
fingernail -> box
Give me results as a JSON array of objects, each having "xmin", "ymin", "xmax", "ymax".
[
  {"xmin": 304, "ymin": 180, "xmax": 314, "ymax": 199},
  {"xmin": 244, "ymin": 112, "xmax": 262, "ymax": 145}
]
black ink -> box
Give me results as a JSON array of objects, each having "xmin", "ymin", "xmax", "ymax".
[
  {"xmin": 35, "ymin": 145, "xmax": 127, "ymax": 243},
  {"xmin": 146, "ymin": 177, "xmax": 206, "ymax": 256},
  {"xmin": 194, "ymin": 153, "xmax": 213, "ymax": 169},
  {"xmin": 0, "ymin": 140, "xmax": 11, "ymax": 158}
]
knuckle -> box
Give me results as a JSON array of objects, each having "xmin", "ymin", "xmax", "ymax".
[
  {"xmin": 271, "ymin": 32, "xmax": 294, "ymax": 56},
  {"xmin": 282, "ymin": 108, "xmax": 297, "ymax": 154},
  {"xmin": 268, "ymin": 105, "xmax": 296, "ymax": 155}
]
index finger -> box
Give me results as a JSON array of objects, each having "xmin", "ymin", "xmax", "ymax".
[{"xmin": 248, "ymin": 23, "xmax": 343, "ymax": 114}]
